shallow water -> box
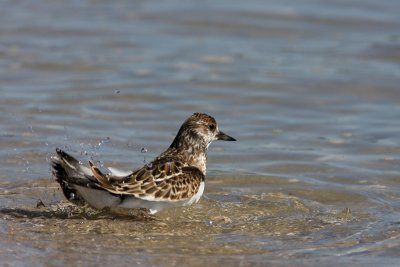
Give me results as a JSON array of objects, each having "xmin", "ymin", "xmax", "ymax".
[{"xmin": 1, "ymin": 0, "xmax": 400, "ymax": 266}]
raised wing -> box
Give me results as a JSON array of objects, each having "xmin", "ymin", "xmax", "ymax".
[{"xmin": 89, "ymin": 160, "xmax": 204, "ymax": 201}]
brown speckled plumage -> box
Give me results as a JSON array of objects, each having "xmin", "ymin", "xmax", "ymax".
[{"xmin": 51, "ymin": 113, "xmax": 236, "ymax": 214}]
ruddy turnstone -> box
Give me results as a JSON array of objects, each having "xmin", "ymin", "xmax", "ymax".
[{"xmin": 51, "ymin": 113, "xmax": 236, "ymax": 214}]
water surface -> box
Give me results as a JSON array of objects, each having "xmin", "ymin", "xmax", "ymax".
[{"xmin": 1, "ymin": 0, "xmax": 400, "ymax": 266}]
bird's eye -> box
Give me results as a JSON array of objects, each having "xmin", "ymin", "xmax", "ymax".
[{"xmin": 208, "ymin": 124, "xmax": 216, "ymax": 131}]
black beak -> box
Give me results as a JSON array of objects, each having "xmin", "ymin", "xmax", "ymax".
[{"xmin": 217, "ymin": 131, "xmax": 236, "ymax": 141}]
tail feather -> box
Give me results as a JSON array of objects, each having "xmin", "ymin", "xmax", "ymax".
[
  {"xmin": 51, "ymin": 148, "xmax": 138, "ymax": 210},
  {"xmin": 51, "ymin": 148, "xmax": 101, "ymax": 205},
  {"xmin": 89, "ymin": 160, "xmax": 112, "ymax": 190}
]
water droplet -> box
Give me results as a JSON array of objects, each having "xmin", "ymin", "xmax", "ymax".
[
  {"xmin": 97, "ymin": 137, "xmax": 111, "ymax": 148},
  {"xmin": 45, "ymin": 153, "xmax": 53, "ymax": 163},
  {"xmin": 36, "ymin": 199, "xmax": 45, "ymax": 208},
  {"xmin": 141, "ymin": 147, "xmax": 148, "ymax": 153},
  {"xmin": 92, "ymin": 160, "xmax": 105, "ymax": 169}
]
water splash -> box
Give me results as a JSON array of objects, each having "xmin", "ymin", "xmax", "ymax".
[
  {"xmin": 97, "ymin": 137, "xmax": 111, "ymax": 149},
  {"xmin": 146, "ymin": 162, "xmax": 153, "ymax": 169},
  {"xmin": 75, "ymin": 137, "xmax": 112, "ymax": 163},
  {"xmin": 15, "ymin": 155, "xmax": 30, "ymax": 173},
  {"xmin": 141, "ymin": 147, "xmax": 148, "ymax": 163}
]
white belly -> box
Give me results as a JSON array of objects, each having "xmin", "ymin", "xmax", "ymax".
[{"xmin": 73, "ymin": 181, "xmax": 206, "ymax": 214}]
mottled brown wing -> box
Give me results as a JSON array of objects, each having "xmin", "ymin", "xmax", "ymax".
[{"xmin": 90, "ymin": 161, "xmax": 204, "ymax": 201}]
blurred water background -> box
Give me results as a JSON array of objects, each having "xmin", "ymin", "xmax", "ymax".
[{"xmin": 1, "ymin": 0, "xmax": 400, "ymax": 266}]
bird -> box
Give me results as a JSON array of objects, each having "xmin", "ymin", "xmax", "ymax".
[{"xmin": 51, "ymin": 112, "xmax": 236, "ymax": 214}]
